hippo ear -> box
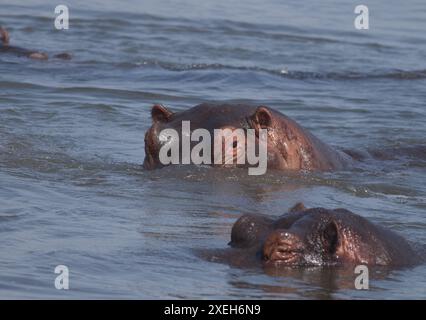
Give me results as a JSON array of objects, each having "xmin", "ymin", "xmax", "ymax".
[
  {"xmin": 252, "ymin": 106, "xmax": 273, "ymax": 130},
  {"xmin": 322, "ymin": 221, "xmax": 339, "ymax": 254},
  {"xmin": 0, "ymin": 27, "xmax": 10, "ymax": 45},
  {"xmin": 151, "ymin": 104, "xmax": 173, "ymax": 123}
]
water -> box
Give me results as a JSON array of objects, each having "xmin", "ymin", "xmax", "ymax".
[{"xmin": 0, "ymin": 0, "xmax": 425, "ymax": 299}]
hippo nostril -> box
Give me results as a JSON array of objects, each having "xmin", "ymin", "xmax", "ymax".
[{"xmin": 263, "ymin": 229, "xmax": 305, "ymax": 264}]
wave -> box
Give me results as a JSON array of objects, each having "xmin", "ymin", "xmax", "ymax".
[
  {"xmin": 112, "ymin": 60, "xmax": 426, "ymax": 81},
  {"xmin": 0, "ymin": 80, "xmax": 194, "ymax": 102}
]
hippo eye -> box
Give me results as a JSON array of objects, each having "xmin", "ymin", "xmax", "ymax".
[{"xmin": 322, "ymin": 221, "xmax": 338, "ymax": 254}]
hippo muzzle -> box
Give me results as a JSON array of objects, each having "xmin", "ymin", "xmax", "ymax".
[{"xmin": 263, "ymin": 230, "xmax": 306, "ymax": 265}]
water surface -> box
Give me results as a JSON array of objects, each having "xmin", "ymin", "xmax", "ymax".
[{"xmin": 0, "ymin": 0, "xmax": 425, "ymax": 299}]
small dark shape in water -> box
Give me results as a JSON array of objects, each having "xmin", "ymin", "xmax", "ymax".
[
  {"xmin": 0, "ymin": 26, "xmax": 71, "ymax": 60},
  {"xmin": 53, "ymin": 52, "xmax": 72, "ymax": 60}
]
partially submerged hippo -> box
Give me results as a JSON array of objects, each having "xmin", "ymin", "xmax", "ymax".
[
  {"xmin": 144, "ymin": 103, "xmax": 352, "ymax": 173},
  {"xmin": 228, "ymin": 203, "xmax": 422, "ymax": 267},
  {"xmin": 0, "ymin": 26, "xmax": 71, "ymax": 60}
]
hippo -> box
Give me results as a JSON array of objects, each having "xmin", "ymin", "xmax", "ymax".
[
  {"xmin": 0, "ymin": 26, "xmax": 71, "ymax": 60},
  {"xmin": 228, "ymin": 203, "xmax": 423, "ymax": 267},
  {"xmin": 143, "ymin": 103, "xmax": 352, "ymax": 173}
]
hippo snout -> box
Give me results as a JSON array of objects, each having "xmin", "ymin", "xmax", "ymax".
[
  {"xmin": 143, "ymin": 125, "xmax": 164, "ymax": 169},
  {"xmin": 263, "ymin": 230, "xmax": 305, "ymax": 265}
]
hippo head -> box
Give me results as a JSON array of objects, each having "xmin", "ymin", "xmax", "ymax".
[
  {"xmin": 230, "ymin": 204, "xmax": 420, "ymax": 267},
  {"xmin": 263, "ymin": 209, "xmax": 342, "ymax": 266},
  {"xmin": 143, "ymin": 103, "xmax": 338, "ymax": 172}
]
